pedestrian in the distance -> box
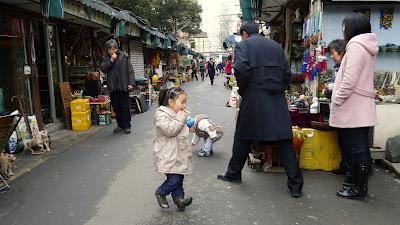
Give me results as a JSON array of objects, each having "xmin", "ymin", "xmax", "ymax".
[
  {"xmin": 225, "ymin": 55, "xmax": 233, "ymax": 75},
  {"xmin": 330, "ymin": 13, "xmax": 377, "ymax": 200},
  {"xmin": 199, "ymin": 59, "xmax": 206, "ymax": 81},
  {"xmin": 224, "ymin": 55, "xmax": 233, "ymax": 87},
  {"xmin": 154, "ymin": 87, "xmax": 193, "ymax": 211},
  {"xmin": 217, "ymin": 21, "xmax": 303, "ymax": 198},
  {"xmin": 191, "ymin": 59, "xmax": 198, "ymax": 81},
  {"xmin": 207, "ymin": 59, "xmax": 216, "ymax": 85},
  {"xmin": 205, "ymin": 61, "xmax": 209, "ymax": 77},
  {"xmin": 100, "ymin": 39, "xmax": 135, "ymax": 134},
  {"xmin": 217, "ymin": 62, "xmax": 223, "ymax": 74}
]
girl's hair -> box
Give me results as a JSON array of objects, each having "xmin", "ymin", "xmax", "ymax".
[
  {"xmin": 227, "ymin": 55, "xmax": 232, "ymax": 61},
  {"xmin": 158, "ymin": 87, "xmax": 186, "ymax": 106},
  {"xmin": 328, "ymin": 39, "xmax": 346, "ymax": 55},
  {"xmin": 343, "ymin": 13, "xmax": 371, "ymax": 42}
]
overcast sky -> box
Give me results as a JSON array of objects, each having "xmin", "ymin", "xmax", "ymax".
[{"xmin": 198, "ymin": 0, "xmax": 241, "ymax": 51}]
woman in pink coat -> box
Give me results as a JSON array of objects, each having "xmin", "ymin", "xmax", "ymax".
[{"xmin": 330, "ymin": 13, "xmax": 378, "ymax": 200}]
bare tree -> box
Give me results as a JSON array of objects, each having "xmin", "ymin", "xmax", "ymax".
[{"xmin": 217, "ymin": 4, "xmax": 235, "ymax": 49}]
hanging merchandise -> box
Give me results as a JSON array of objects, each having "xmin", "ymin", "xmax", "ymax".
[
  {"xmin": 380, "ymin": 9, "xmax": 394, "ymax": 30},
  {"xmin": 308, "ymin": 49, "xmax": 320, "ymax": 81},
  {"xmin": 316, "ymin": 46, "xmax": 327, "ymax": 73},
  {"xmin": 314, "ymin": 15, "xmax": 319, "ymax": 33},
  {"xmin": 301, "ymin": 51, "xmax": 309, "ymax": 75}
]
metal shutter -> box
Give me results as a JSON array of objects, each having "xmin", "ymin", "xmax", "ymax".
[{"xmin": 129, "ymin": 40, "xmax": 145, "ymax": 78}]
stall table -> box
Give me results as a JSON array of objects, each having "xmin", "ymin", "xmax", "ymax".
[{"xmin": 290, "ymin": 110, "xmax": 323, "ymax": 128}]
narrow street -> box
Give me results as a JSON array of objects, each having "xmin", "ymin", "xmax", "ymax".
[{"xmin": 1, "ymin": 76, "xmax": 400, "ymax": 225}]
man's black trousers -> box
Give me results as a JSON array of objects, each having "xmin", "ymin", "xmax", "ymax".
[
  {"xmin": 110, "ymin": 91, "xmax": 131, "ymax": 129},
  {"xmin": 225, "ymin": 137, "xmax": 303, "ymax": 192}
]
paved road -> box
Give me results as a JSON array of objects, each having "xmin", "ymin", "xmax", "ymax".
[{"xmin": 1, "ymin": 76, "xmax": 400, "ymax": 225}]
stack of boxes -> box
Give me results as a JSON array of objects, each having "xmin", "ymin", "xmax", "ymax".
[{"xmin": 70, "ymin": 99, "xmax": 91, "ymax": 131}]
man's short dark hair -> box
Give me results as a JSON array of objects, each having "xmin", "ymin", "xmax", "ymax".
[
  {"xmin": 239, "ymin": 21, "xmax": 259, "ymax": 36},
  {"xmin": 328, "ymin": 39, "xmax": 346, "ymax": 55},
  {"xmin": 343, "ymin": 13, "xmax": 371, "ymax": 42},
  {"xmin": 106, "ymin": 39, "xmax": 118, "ymax": 49}
]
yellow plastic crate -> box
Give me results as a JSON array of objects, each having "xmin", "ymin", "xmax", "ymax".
[
  {"xmin": 71, "ymin": 109, "xmax": 91, "ymax": 131},
  {"xmin": 299, "ymin": 128, "xmax": 342, "ymax": 171},
  {"xmin": 70, "ymin": 99, "xmax": 90, "ymax": 112}
]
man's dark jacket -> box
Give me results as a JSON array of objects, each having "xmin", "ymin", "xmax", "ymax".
[
  {"xmin": 100, "ymin": 50, "xmax": 135, "ymax": 92},
  {"xmin": 233, "ymin": 34, "xmax": 292, "ymax": 141}
]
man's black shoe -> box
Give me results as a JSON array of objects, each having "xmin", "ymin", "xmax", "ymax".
[
  {"xmin": 217, "ymin": 174, "xmax": 241, "ymax": 183},
  {"xmin": 124, "ymin": 128, "xmax": 131, "ymax": 134},
  {"xmin": 290, "ymin": 190, "xmax": 303, "ymax": 198},
  {"xmin": 331, "ymin": 168, "xmax": 345, "ymax": 175},
  {"xmin": 113, "ymin": 127, "xmax": 123, "ymax": 133}
]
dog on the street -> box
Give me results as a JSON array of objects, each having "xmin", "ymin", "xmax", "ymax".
[
  {"xmin": 24, "ymin": 129, "xmax": 51, "ymax": 154},
  {"xmin": 40, "ymin": 130, "xmax": 51, "ymax": 151},
  {"xmin": 0, "ymin": 152, "xmax": 16, "ymax": 178}
]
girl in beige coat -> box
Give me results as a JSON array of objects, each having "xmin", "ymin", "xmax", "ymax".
[{"xmin": 154, "ymin": 87, "xmax": 193, "ymax": 211}]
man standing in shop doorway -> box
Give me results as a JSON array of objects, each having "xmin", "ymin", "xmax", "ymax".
[
  {"xmin": 100, "ymin": 39, "xmax": 135, "ymax": 134},
  {"xmin": 217, "ymin": 21, "xmax": 304, "ymax": 198}
]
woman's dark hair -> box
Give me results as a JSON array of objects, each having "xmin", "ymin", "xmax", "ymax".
[
  {"xmin": 343, "ymin": 13, "xmax": 371, "ymax": 42},
  {"xmin": 227, "ymin": 55, "xmax": 232, "ymax": 61},
  {"xmin": 158, "ymin": 87, "xmax": 186, "ymax": 106},
  {"xmin": 328, "ymin": 39, "xmax": 346, "ymax": 55}
]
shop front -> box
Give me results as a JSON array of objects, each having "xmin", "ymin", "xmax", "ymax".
[
  {"xmin": 0, "ymin": 2, "xmax": 59, "ymax": 129},
  {"xmin": 0, "ymin": 11, "xmax": 31, "ymax": 115}
]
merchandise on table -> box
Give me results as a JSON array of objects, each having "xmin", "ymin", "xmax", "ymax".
[{"xmin": 98, "ymin": 111, "xmax": 111, "ymax": 126}]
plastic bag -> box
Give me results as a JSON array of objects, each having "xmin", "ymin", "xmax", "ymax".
[{"xmin": 385, "ymin": 135, "xmax": 400, "ymax": 163}]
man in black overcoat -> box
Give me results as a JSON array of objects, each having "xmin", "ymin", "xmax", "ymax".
[{"xmin": 217, "ymin": 22, "xmax": 303, "ymax": 198}]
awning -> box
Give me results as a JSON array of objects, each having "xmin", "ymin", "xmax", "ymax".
[
  {"xmin": 151, "ymin": 35, "xmax": 161, "ymax": 49},
  {"xmin": 163, "ymin": 36, "xmax": 172, "ymax": 49},
  {"xmin": 240, "ymin": 0, "xmax": 253, "ymax": 21},
  {"xmin": 176, "ymin": 42, "xmax": 189, "ymax": 55},
  {"xmin": 117, "ymin": 10, "xmax": 149, "ymax": 30},
  {"xmin": 78, "ymin": 0, "xmax": 119, "ymax": 19},
  {"xmin": 41, "ymin": 0, "xmax": 64, "ymax": 18},
  {"xmin": 240, "ymin": 0, "xmax": 288, "ymax": 22}
]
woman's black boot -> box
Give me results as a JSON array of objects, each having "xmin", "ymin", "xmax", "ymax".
[{"xmin": 337, "ymin": 161, "xmax": 371, "ymax": 200}]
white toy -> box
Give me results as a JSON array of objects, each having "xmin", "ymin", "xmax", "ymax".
[{"xmin": 310, "ymin": 97, "xmax": 319, "ymax": 114}]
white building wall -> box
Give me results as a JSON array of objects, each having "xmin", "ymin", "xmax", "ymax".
[{"xmin": 323, "ymin": 3, "xmax": 400, "ymax": 71}]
